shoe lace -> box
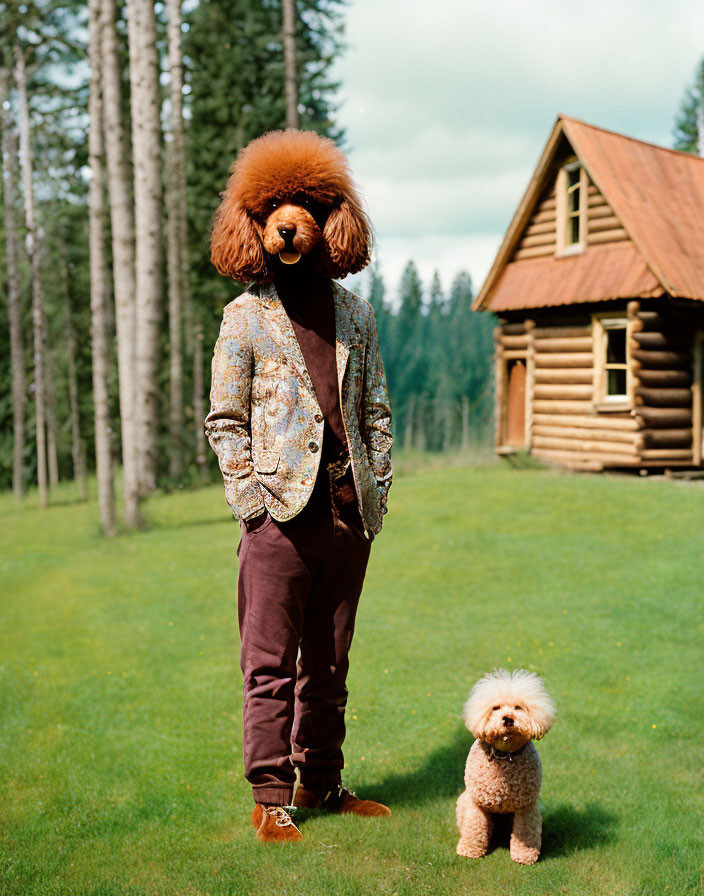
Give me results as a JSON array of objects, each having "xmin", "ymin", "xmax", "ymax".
[
  {"xmin": 264, "ymin": 805, "xmax": 296, "ymax": 827},
  {"xmin": 324, "ymin": 784, "xmax": 357, "ymax": 804}
]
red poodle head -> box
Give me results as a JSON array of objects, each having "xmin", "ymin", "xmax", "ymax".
[{"xmin": 210, "ymin": 129, "xmax": 372, "ymax": 283}]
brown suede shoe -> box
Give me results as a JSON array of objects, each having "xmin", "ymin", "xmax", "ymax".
[
  {"xmin": 251, "ymin": 804, "xmax": 303, "ymax": 842},
  {"xmin": 294, "ymin": 783, "xmax": 391, "ymax": 817}
]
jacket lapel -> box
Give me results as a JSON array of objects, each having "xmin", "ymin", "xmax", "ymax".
[
  {"xmin": 256, "ymin": 283, "xmax": 317, "ymax": 397},
  {"xmin": 333, "ymin": 282, "xmax": 363, "ymax": 392},
  {"xmin": 256, "ymin": 281, "xmax": 362, "ymax": 398}
]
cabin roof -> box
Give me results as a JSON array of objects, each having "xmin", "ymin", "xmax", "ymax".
[{"xmin": 475, "ymin": 115, "xmax": 704, "ymax": 312}]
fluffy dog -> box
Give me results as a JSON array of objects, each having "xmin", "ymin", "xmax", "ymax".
[
  {"xmin": 456, "ymin": 669, "xmax": 556, "ymax": 865},
  {"xmin": 210, "ymin": 128, "xmax": 372, "ymax": 283}
]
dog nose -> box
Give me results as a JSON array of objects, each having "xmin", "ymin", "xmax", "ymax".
[
  {"xmin": 277, "ymin": 224, "xmax": 296, "ymax": 240},
  {"xmin": 503, "ymin": 716, "xmax": 514, "ymax": 727}
]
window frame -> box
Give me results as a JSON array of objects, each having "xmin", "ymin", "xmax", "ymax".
[
  {"xmin": 556, "ymin": 160, "xmax": 587, "ymax": 256},
  {"xmin": 592, "ymin": 313, "xmax": 633, "ymax": 411}
]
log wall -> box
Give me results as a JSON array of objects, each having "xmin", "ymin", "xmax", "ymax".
[
  {"xmin": 496, "ymin": 302, "xmax": 703, "ymax": 470},
  {"xmin": 529, "ymin": 317, "xmax": 640, "ymax": 469},
  {"xmin": 630, "ymin": 302, "xmax": 696, "ymax": 466}
]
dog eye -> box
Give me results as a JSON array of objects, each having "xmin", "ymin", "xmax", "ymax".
[
  {"xmin": 515, "ymin": 705, "xmax": 522, "ymax": 711},
  {"xmin": 492, "ymin": 705, "xmax": 500, "ymax": 711},
  {"xmin": 270, "ymin": 200, "xmax": 280, "ymax": 211}
]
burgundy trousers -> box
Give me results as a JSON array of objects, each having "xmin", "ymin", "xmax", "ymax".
[{"xmin": 236, "ymin": 466, "xmax": 371, "ymax": 805}]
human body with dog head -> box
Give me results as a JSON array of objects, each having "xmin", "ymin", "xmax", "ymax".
[{"xmin": 205, "ymin": 130, "xmax": 393, "ymax": 842}]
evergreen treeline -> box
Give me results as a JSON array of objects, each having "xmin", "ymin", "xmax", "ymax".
[{"xmin": 368, "ymin": 262, "xmax": 495, "ymax": 453}]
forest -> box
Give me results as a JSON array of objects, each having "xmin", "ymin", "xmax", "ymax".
[{"xmin": 1, "ymin": 1, "xmax": 702, "ymax": 535}]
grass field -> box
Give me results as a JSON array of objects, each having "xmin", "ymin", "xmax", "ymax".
[{"xmin": 1, "ymin": 462, "xmax": 703, "ymax": 896}]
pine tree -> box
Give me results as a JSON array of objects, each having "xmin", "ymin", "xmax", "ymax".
[{"xmin": 674, "ymin": 58, "xmax": 704, "ymax": 155}]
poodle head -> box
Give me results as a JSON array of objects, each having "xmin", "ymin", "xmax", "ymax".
[
  {"xmin": 463, "ymin": 668, "xmax": 556, "ymax": 753},
  {"xmin": 210, "ymin": 129, "xmax": 372, "ymax": 283}
]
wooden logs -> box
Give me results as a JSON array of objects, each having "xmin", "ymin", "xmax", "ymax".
[
  {"xmin": 631, "ymin": 331, "xmax": 691, "ymax": 350},
  {"xmin": 501, "ymin": 334, "xmax": 530, "ymax": 349},
  {"xmin": 534, "ymin": 352, "xmax": 593, "ymax": 368},
  {"xmin": 532, "ymin": 400, "xmax": 594, "ymax": 414},
  {"xmin": 635, "ymin": 407, "xmax": 693, "ymax": 429},
  {"xmin": 514, "ymin": 244, "xmax": 555, "ymax": 260},
  {"xmin": 501, "ymin": 322, "xmax": 527, "ymax": 335},
  {"xmin": 587, "ymin": 227, "xmax": 629, "ymax": 244},
  {"xmin": 634, "ymin": 387, "xmax": 692, "ymax": 408},
  {"xmin": 521, "ymin": 233, "xmax": 556, "ymax": 249},
  {"xmin": 532, "ymin": 413, "xmax": 637, "ymax": 431},
  {"xmin": 533, "ymin": 448, "xmax": 637, "ymax": 467},
  {"xmin": 532, "ymin": 326, "xmax": 590, "ymax": 339},
  {"xmin": 532, "ymin": 435, "xmax": 637, "ymax": 455},
  {"xmin": 632, "ymin": 349, "xmax": 692, "ymax": 368},
  {"xmin": 533, "ymin": 337, "xmax": 593, "ymax": 353},
  {"xmin": 637, "ymin": 368, "xmax": 691, "ymax": 388},
  {"xmin": 640, "ymin": 429, "xmax": 693, "ymax": 449},
  {"xmin": 534, "ymin": 384, "xmax": 593, "ymax": 400},
  {"xmin": 534, "ymin": 368, "xmax": 594, "ymax": 385},
  {"xmin": 640, "ymin": 449, "xmax": 693, "ymax": 461},
  {"xmin": 635, "ymin": 309, "xmax": 692, "ymax": 329},
  {"xmin": 532, "ymin": 424, "xmax": 637, "ymax": 444}
]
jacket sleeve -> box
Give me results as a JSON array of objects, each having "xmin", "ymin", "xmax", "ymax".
[
  {"xmin": 204, "ymin": 302, "xmax": 266, "ymax": 521},
  {"xmin": 362, "ymin": 307, "xmax": 393, "ymax": 513}
]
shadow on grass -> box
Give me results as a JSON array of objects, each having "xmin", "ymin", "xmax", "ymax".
[
  {"xmin": 368, "ymin": 727, "xmax": 618, "ymax": 857},
  {"xmin": 542, "ymin": 803, "xmax": 618, "ymax": 857},
  {"xmin": 371, "ymin": 727, "xmax": 470, "ymax": 806}
]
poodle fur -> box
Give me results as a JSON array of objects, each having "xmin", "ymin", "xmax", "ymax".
[
  {"xmin": 456, "ymin": 669, "xmax": 556, "ymax": 865},
  {"xmin": 210, "ymin": 129, "xmax": 372, "ymax": 283}
]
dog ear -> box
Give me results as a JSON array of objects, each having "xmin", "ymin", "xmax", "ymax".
[
  {"xmin": 527, "ymin": 699, "xmax": 557, "ymax": 740},
  {"xmin": 210, "ymin": 198, "xmax": 270, "ymax": 283},
  {"xmin": 321, "ymin": 195, "xmax": 372, "ymax": 279}
]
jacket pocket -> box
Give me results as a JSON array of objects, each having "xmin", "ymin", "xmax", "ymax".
[{"xmin": 253, "ymin": 450, "xmax": 280, "ymax": 474}]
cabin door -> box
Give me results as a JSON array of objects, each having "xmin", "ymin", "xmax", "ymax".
[{"xmin": 505, "ymin": 359, "xmax": 527, "ymax": 448}]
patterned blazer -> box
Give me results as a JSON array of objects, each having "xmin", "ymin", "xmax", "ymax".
[{"xmin": 204, "ymin": 281, "xmax": 393, "ymax": 538}]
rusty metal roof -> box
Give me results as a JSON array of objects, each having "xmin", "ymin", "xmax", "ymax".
[
  {"xmin": 475, "ymin": 115, "xmax": 704, "ymax": 311},
  {"xmin": 487, "ymin": 243, "xmax": 661, "ymax": 312}
]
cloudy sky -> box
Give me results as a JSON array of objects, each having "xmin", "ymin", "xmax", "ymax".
[{"xmin": 334, "ymin": 0, "xmax": 704, "ymax": 302}]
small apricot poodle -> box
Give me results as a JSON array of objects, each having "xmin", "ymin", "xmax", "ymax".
[{"xmin": 456, "ymin": 669, "xmax": 556, "ymax": 865}]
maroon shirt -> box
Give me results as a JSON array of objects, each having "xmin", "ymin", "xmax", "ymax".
[{"xmin": 277, "ymin": 278, "xmax": 347, "ymax": 464}]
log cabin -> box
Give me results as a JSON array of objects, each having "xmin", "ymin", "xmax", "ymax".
[{"xmin": 474, "ymin": 115, "xmax": 704, "ymax": 471}]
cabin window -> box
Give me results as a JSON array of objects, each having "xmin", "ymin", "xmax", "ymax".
[
  {"xmin": 557, "ymin": 161, "xmax": 586, "ymax": 254},
  {"xmin": 565, "ymin": 166, "xmax": 582, "ymax": 245},
  {"xmin": 593, "ymin": 315, "xmax": 630, "ymax": 407}
]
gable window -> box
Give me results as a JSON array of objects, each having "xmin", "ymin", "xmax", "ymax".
[
  {"xmin": 557, "ymin": 160, "xmax": 586, "ymax": 255},
  {"xmin": 593, "ymin": 315, "xmax": 630, "ymax": 407},
  {"xmin": 566, "ymin": 166, "xmax": 581, "ymax": 245}
]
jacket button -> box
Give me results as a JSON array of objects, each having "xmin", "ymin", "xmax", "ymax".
[
  {"xmin": 309, "ymin": 441, "xmax": 319, "ymax": 453},
  {"xmin": 314, "ymin": 413, "xmax": 323, "ymax": 423}
]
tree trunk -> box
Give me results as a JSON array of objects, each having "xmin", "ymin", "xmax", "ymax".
[
  {"xmin": 14, "ymin": 45, "xmax": 48, "ymax": 508},
  {"xmin": 65, "ymin": 273, "xmax": 87, "ymax": 500},
  {"xmin": 101, "ymin": 0, "xmax": 142, "ymax": 528},
  {"xmin": 42, "ymin": 313, "xmax": 60, "ymax": 489},
  {"xmin": 282, "ymin": 0, "xmax": 299, "ymax": 128},
  {"xmin": 193, "ymin": 321, "xmax": 208, "ymax": 482},
  {"xmin": 88, "ymin": 0, "xmax": 116, "ymax": 534},
  {"xmin": 166, "ymin": 0, "xmax": 185, "ymax": 479},
  {"xmin": 1, "ymin": 71, "xmax": 26, "ymax": 502},
  {"xmin": 127, "ymin": 0, "xmax": 164, "ymax": 496}
]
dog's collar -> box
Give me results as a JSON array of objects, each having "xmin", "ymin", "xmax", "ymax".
[{"xmin": 483, "ymin": 741, "xmax": 529, "ymax": 763}]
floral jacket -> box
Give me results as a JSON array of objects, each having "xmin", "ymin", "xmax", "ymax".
[{"xmin": 204, "ymin": 281, "xmax": 393, "ymax": 538}]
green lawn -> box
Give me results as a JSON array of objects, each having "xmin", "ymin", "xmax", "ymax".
[{"xmin": 1, "ymin": 463, "xmax": 702, "ymax": 896}]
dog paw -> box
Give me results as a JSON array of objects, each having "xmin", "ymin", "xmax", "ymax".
[
  {"xmin": 456, "ymin": 841, "xmax": 486, "ymax": 859},
  {"xmin": 511, "ymin": 848, "xmax": 540, "ymax": 865}
]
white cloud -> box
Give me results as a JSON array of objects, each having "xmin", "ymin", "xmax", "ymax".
[{"xmin": 334, "ymin": 0, "xmax": 704, "ymax": 296}]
